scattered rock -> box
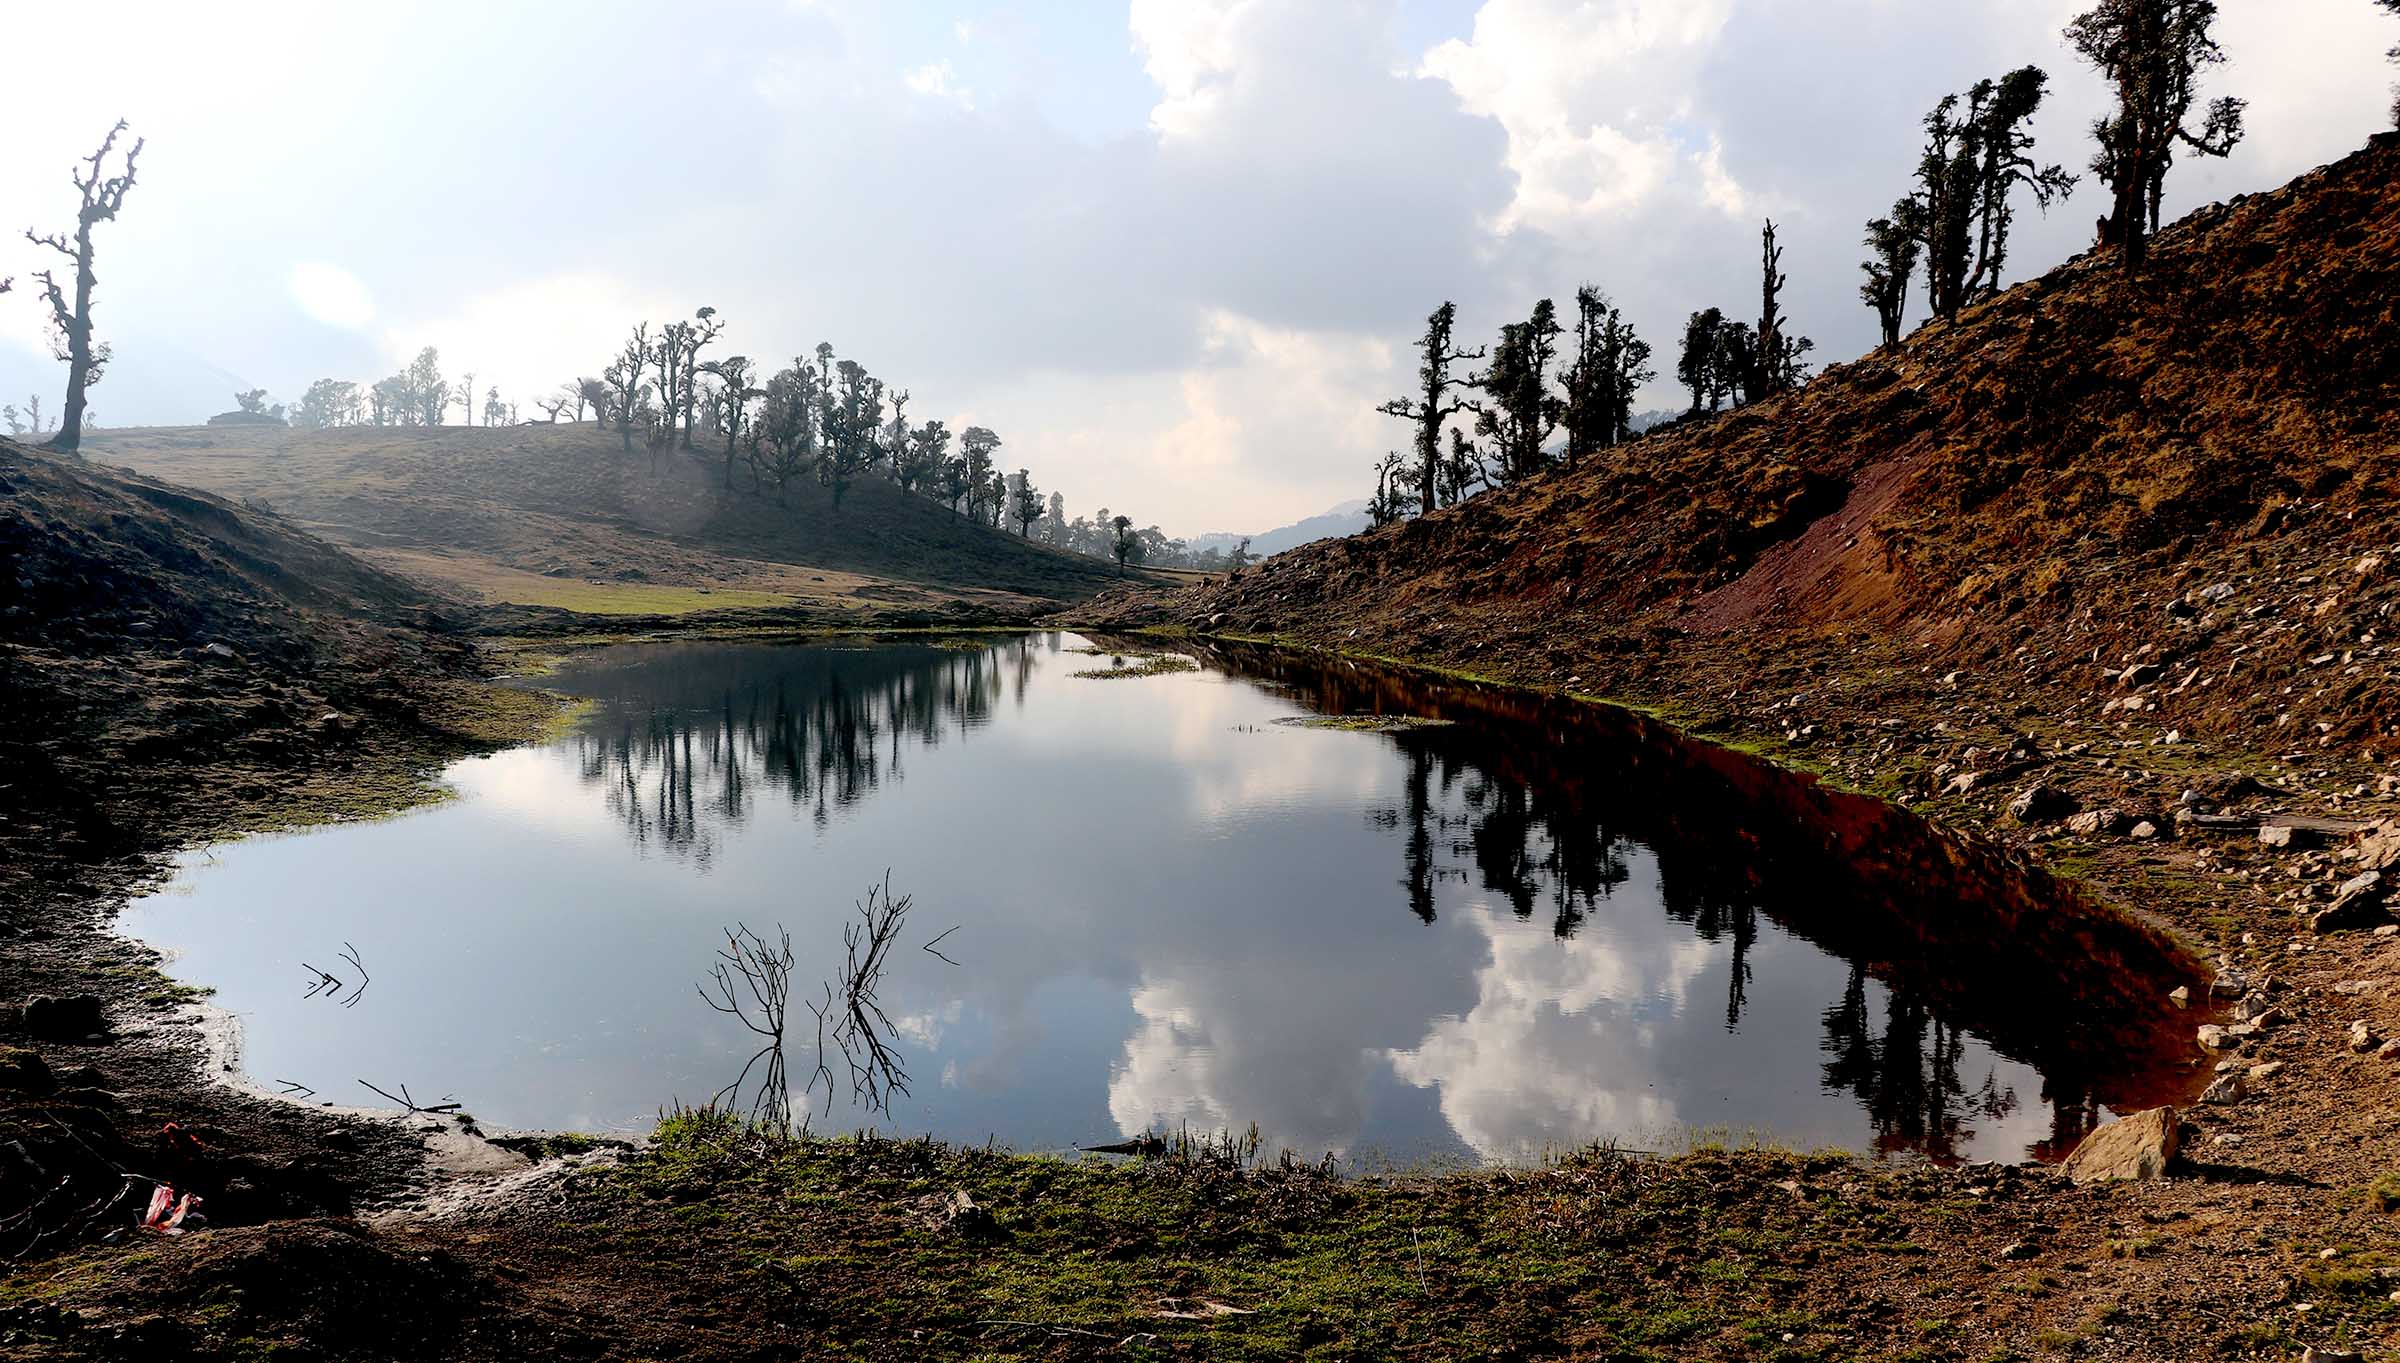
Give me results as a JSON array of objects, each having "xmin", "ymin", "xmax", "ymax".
[
  {"xmin": 2259, "ymin": 824, "xmax": 2297, "ymax": 849},
  {"xmin": 2247, "ymin": 1060, "xmax": 2286, "ymax": 1081},
  {"xmin": 2351, "ymin": 1020, "xmax": 2380, "ymax": 1053},
  {"xmin": 2196, "ymin": 1024, "xmax": 2236, "ymax": 1050},
  {"xmin": 2210, "ymin": 972, "xmax": 2249, "ymax": 999},
  {"xmin": 943, "ymin": 1188, "xmax": 997, "ymax": 1237},
  {"xmin": 2008, "ymin": 784, "xmax": 2077, "ymax": 823},
  {"xmin": 2067, "ymin": 808, "xmax": 2131, "ymax": 837},
  {"xmin": 2199, "ymin": 1074, "xmax": 2247, "ymax": 1105},
  {"xmin": 21, "ymin": 994, "xmax": 105, "ymax": 1041},
  {"xmin": 2169, "ymin": 985, "xmax": 2191, "ymax": 1009},
  {"xmin": 2129, "ymin": 820, "xmax": 2160, "ymax": 841},
  {"xmin": 202, "ymin": 642, "xmax": 237, "ymax": 660},
  {"xmin": 1999, "ymin": 1241, "xmax": 2038, "ymax": 1261},
  {"xmin": 2061, "ymin": 1106, "xmax": 2178, "ymax": 1184}
]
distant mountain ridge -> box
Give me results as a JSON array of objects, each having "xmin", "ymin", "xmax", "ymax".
[{"xmin": 1189, "ymin": 499, "xmax": 1370, "ymax": 559}]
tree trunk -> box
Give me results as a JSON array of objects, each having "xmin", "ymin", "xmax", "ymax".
[{"xmin": 48, "ymin": 223, "xmax": 98, "ymax": 452}]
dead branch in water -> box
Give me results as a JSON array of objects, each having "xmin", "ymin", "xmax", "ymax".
[
  {"xmin": 697, "ymin": 923, "xmax": 797, "ymax": 1134},
  {"xmin": 357, "ymin": 1080, "xmax": 461, "ymax": 1115},
  {"xmin": 299, "ymin": 942, "xmax": 370, "ymax": 1008},
  {"xmin": 812, "ymin": 873, "xmax": 914, "ymax": 1118}
]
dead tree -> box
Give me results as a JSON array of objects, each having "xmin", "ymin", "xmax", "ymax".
[{"xmin": 25, "ymin": 121, "xmax": 143, "ymax": 453}]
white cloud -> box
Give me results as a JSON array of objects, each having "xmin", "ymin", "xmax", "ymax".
[
  {"xmin": 904, "ymin": 59, "xmax": 974, "ymax": 108},
  {"xmin": 1387, "ymin": 903, "xmax": 1718, "ymax": 1161},
  {"xmin": 288, "ymin": 262, "xmax": 376, "ymax": 330},
  {"xmin": 1419, "ymin": 0, "xmax": 1742, "ymax": 233},
  {"xmin": 380, "ymin": 273, "xmax": 679, "ymax": 401}
]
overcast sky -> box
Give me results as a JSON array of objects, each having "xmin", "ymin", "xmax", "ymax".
[{"xmin": 2, "ymin": 1, "xmax": 2390, "ymax": 536}]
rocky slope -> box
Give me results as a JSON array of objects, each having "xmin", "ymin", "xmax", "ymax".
[{"xmin": 1090, "ymin": 133, "xmax": 2400, "ymax": 768}]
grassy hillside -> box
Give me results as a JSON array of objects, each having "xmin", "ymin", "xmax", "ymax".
[
  {"xmin": 1097, "ymin": 132, "xmax": 2400, "ymax": 760},
  {"xmin": 81, "ymin": 423, "xmax": 1125, "ymax": 618}
]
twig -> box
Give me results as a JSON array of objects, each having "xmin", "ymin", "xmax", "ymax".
[
  {"xmin": 975, "ymin": 1320, "xmax": 1119, "ymax": 1340},
  {"xmin": 921, "ymin": 924, "xmax": 963, "ymax": 967},
  {"xmin": 358, "ymin": 1079, "xmax": 462, "ymax": 1115},
  {"xmin": 275, "ymin": 1079, "xmax": 316, "ymax": 1099}
]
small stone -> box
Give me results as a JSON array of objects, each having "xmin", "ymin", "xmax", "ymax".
[
  {"xmin": 2060, "ymin": 1106, "xmax": 2178, "ymax": 1184},
  {"xmin": 2301, "ymin": 1348, "xmax": 2362, "ymax": 1363},
  {"xmin": 2259, "ymin": 824, "xmax": 2296, "ymax": 849},
  {"xmin": 203, "ymin": 642, "xmax": 237, "ymax": 659},
  {"xmin": 2196, "ymin": 1024, "xmax": 2236, "ymax": 1050},
  {"xmin": 2169, "ymin": 985, "xmax": 2191, "ymax": 1009},
  {"xmin": 1999, "ymin": 1241, "xmax": 2038, "ymax": 1261},
  {"xmin": 2380, "ymin": 1038, "xmax": 2400, "ymax": 1061},
  {"xmin": 2378, "ymin": 924, "xmax": 2400, "ymax": 939},
  {"xmin": 2198, "ymin": 1074, "xmax": 2246, "ymax": 1105},
  {"xmin": 2247, "ymin": 1060, "xmax": 2286, "ymax": 1081},
  {"xmin": 2130, "ymin": 820, "xmax": 2160, "ymax": 840},
  {"xmin": 2210, "ymin": 972, "xmax": 2249, "ymax": 999},
  {"xmin": 2233, "ymin": 993, "xmax": 2277, "ymax": 1023},
  {"xmin": 2351, "ymin": 1020, "xmax": 2379, "ymax": 1053}
]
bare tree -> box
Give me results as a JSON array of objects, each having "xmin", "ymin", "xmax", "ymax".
[
  {"xmin": 455, "ymin": 370, "xmax": 477, "ymax": 426},
  {"xmin": 24, "ymin": 121, "xmax": 142, "ymax": 452}
]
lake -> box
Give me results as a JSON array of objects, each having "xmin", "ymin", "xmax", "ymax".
[{"xmin": 122, "ymin": 633, "xmax": 2202, "ymax": 1166}]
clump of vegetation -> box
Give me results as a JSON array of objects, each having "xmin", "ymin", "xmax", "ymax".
[
  {"xmin": 1072, "ymin": 654, "xmax": 1199, "ymax": 680},
  {"xmin": 1271, "ymin": 714, "xmax": 1452, "ymax": 733}
]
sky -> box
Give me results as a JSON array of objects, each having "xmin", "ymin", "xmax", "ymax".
[{"xmin": 1, "ymin": 0, "xmax": 2391, "ymax": 537}]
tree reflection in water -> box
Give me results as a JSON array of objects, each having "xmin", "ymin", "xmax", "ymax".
[
  {"xmin": 537, "ymin": 633, "xmax": 2197, "ymax": 1162},
  {"xmin": 1234, "ymin": 639, "xmax": 2201, "ymax": 1163},
  {"xmin": 564, "ymin": 636, "xmax": 1036, "ymax": 860}
]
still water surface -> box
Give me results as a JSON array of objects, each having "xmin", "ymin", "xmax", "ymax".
[{"xmin": 124, "ymin": 634, "xmax": 2195, "ymax": 1165}]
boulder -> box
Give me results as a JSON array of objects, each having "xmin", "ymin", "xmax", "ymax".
[
  {"xmin": 2358, "ymin": 821, "xmax": 2400, "ymax": 873},
  {"xmin": 21, "ymin": 994, "xmax": 105, "ymax": 1040},
  {"xmin": 2008, "ymin": 785, "xmax": 2077, "ymax": 824},
  {"xmin": 2061, "ymin": 1107, "xmax": 2178, "ymax": 1184},
  {"xmin": 0, "ymin": 1047, "xmax": 56, "ymax": 1094},
  {"xmin": 2067, "ymin": 808, "xmax": 2131, "ymax": 837},
  {"xmin": 2314, "ymin": 871, "xmax": 2391, "ymax": 934}
]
